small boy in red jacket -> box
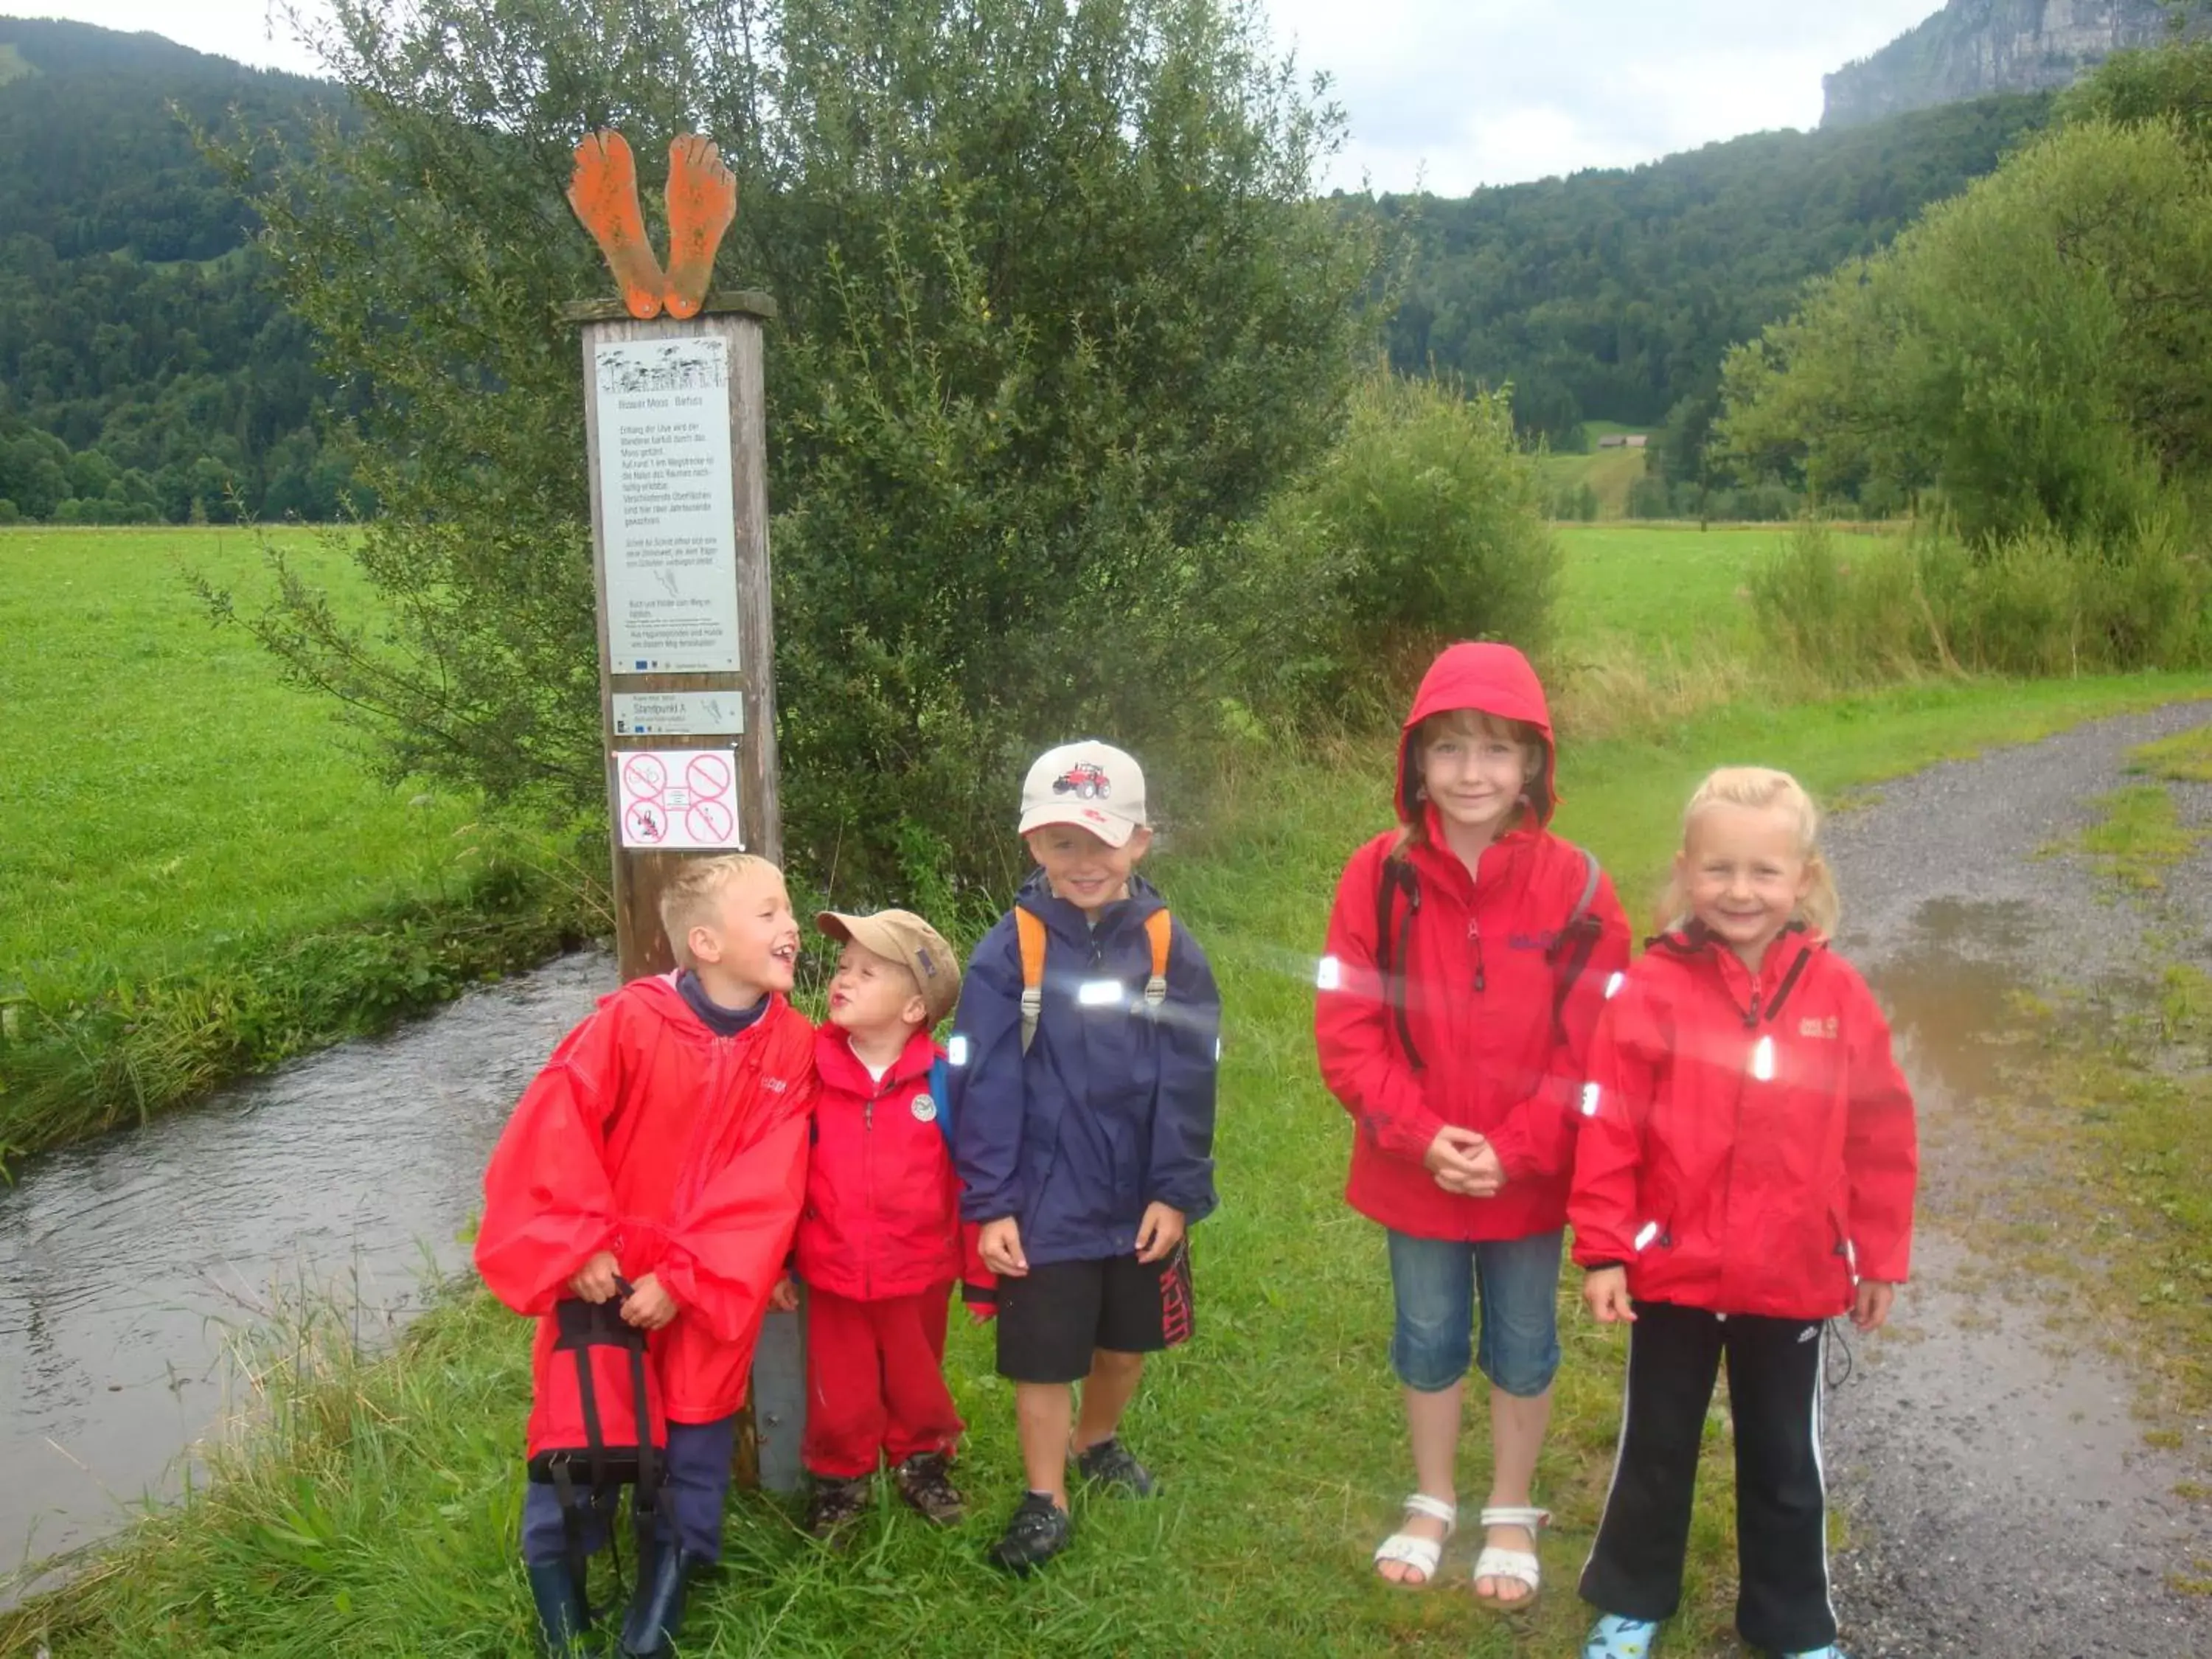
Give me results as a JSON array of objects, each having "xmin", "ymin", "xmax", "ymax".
[
  {"xmin": 476, "ymin": 853, "xmax": 816, "ymax": 1658},
  {"xmin": 786, "ymin": 907, "xmax": 987, "ymax": 1543}
]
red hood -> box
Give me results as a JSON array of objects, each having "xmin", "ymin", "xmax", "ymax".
[{"xmin": 1395, "ymin": 642, "xmax": 1558, "ymax": 828}]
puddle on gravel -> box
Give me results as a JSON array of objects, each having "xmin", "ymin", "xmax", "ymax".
[
  {"xmin": 1860, "ymin": 898, "xmax": 2039, "ymax": 1102},
  {"xmin": 0, "ymin": 952, "xmax": 613, "ymax": 1599}
]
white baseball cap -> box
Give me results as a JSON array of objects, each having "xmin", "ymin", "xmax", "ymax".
[{"xmin": 1017, "ymin": 740, "xmax": 1150, "ymax": 849}]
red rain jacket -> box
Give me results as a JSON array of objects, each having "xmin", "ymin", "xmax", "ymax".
[
  {"xmin": 1569, "ymin": 926, "xmax": 1919, "ymax": 1320},
  {"xmin": 796, "ymin": 1024, "xmax": 992, "ymax": 1308},
  {"xmin": 476, "ymin": 974, "xmax": 817, "ymax": 1425},
  {"xmin": 1315, "ymin": 643, "xmax": 1631, "ymax": 1241}
]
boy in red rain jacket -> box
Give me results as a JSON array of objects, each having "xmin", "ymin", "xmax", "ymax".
[
  {"xmin": 1315, "ymin": 641, "xmax": 1630, "ymax": 1606},
  {"xmin": 476, "ymin": 854, "xmax": 816, "ymax": 1658},
  {"xmin": 787, "ymin": 908, "xmax": 990, "ymax": 1543},
  {"xmin": 1572, "ymin": 767, "xmax": 1916, "ymax": 1659}
]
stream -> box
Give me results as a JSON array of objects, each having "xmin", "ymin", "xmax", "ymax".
[{"xmin": 0, "ymin": 950, "xmax": 613, "ymax": 1595}]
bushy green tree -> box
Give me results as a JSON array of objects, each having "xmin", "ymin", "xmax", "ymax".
[
  {"xmin": 226, "ymin": 0, "xmax": 1377, "ymax": 896},
  {"xmin": 1719, "ymin": 116, "xmax": 2212, "ymax": 543}
]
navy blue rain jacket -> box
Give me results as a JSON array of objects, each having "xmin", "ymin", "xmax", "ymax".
[{"xmin": 949, "ymin": 871, "xmax": 1221, "ymax": 1267}]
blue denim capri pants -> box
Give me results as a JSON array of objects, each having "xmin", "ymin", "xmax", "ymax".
[{"xmin": 1386, "ymin": 1228, "xmax": 1564, "ymax": 1397}]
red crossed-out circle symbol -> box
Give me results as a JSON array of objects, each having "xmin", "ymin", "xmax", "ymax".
[
  {"xmin": 686, "ymin": 799, "xmax": 734, "ymax": 845},
  {"xmin": 625, "ymin": 801, "xmax": 668, "ymax": 845},
  {"xmin": 622, "ymin": 753, "xmax": 667, "ymax": 800},
  {"xmin": 686, "ymin": 752, "xmax": 731, "ymax": 800}
]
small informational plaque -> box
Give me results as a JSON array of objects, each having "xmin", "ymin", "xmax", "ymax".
[
  {"xmin": 594, "ymin": 338, "xmax": 742, "ymax": 673},
  {"xmin": 615, "ymin": 748, "xmax": 742, "ymax": 849},
  {"xmin": 612, "ymin": 691, "xmax": 746, "ymax": 737}
]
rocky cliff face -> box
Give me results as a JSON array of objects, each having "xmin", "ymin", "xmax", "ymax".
[{"xmin": 1823, "ymin": 0, "xmax": 2195, "ymax": 128}]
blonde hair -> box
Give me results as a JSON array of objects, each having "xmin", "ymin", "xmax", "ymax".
[
  {"xmin": 1659, "ymin": 767, "xmax": 1840, "ymax": 938},
  {"xmin": 658, "ymin": 853, "xmax": 782, "ymax": 968}
]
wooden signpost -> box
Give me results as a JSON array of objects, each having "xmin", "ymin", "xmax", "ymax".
[{"xmin": 563, "ymin": 131, "xmax": 805, "ymax": 1492}]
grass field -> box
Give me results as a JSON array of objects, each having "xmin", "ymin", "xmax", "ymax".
[
  {"xmin": 0, "ymin": 527, "xmax": 583, "ymax": 1162},
  {"xmin": 0, "ymin": 528, "xmax": 484, "ymax": 994},
  {"xmin": 3, "ymin": 522, "xmax": 2207, "ymax": 1655}
]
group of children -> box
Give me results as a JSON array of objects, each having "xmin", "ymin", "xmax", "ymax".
[{"xmin": 475, "ymin": 646, "xmax": 1916, "ymax": 1659}]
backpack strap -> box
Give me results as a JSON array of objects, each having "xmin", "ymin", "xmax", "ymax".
[
  {"xmin": 929, "ymin": 1054, "xmax": 955, "ymax": 1152},
  {"xmin": 1372, "ymin": 852, "xmax": 1425, "ymax": 1073},
  {"xmin": 1143, "ymin": 909, "xmax": 1172, "ymax": 1010},
  {"xmin": 1545, "ymin": 845, "xmax": 1606, "ymax": 1046},
  {"xmin": 1016, "ymin": 908, "xmax": 1046, "ymax": 1054}
]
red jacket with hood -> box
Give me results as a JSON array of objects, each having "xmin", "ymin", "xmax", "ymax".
[
  {"xmin": 476, "ymin": 974, "xmax": 817, "ymax": 1425},
  {"xmin": 1315, "ymin": 643, "xmax": 1632, "ymax": 1242},
  {"xmin": 796, "ymin": 1023, "xmax": 992, "ymax": 1307},
  {"xmin": 1568, "ymin": 925, "xmax": 1918, "ymax": 1320}
]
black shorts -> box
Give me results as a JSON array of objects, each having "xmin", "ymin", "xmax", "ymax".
[{"xmin": 994, "ymin": 1244, "xmax": 1195, "ymax": 1384}]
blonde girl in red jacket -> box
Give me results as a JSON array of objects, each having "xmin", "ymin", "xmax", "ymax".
[
  {"xmin": 1571, "ymin": 767, "xmax": 1917, "ymax": 1659},
  {"xmin": 1316, "ymin": 642, "xmax": 1630, "ymax": 1607}
]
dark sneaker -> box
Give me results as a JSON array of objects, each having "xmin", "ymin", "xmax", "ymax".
[
  {"xmin": 1074, "ymin": 1436, "xmax": 1158, "ymax": 1498},
  {"xmin": 892, "ymin": 1451, "xmax": 965, "ymax": 1525},
  {"xmin": 988, "ymin": 1492, "xmax": 1073, "ymax": 1575},
  {"xmin": 804, "ymin": 1474, "xmax": 871, "ymax": 1545}
]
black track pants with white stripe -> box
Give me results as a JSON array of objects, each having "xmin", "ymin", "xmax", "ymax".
[{"xmin": 1579, "ymin": 1299, "xmax": 1835, "ymax": 1654}]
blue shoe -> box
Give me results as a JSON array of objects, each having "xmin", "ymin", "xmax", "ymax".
[
  {"xmin": 1583, "ymin": 1613, "xmax": 1663, "ymax": 1658},
  {"xmin": 1775, "ymin": 1649, "xmax": 1846, "ymax": 1659}
]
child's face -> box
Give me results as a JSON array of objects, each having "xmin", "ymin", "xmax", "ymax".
[
  {"xmin": 689, "ymin": 868, "xmax": 800, "ymax": 995},
  {"xmin": 1026, "ymin": 823, "xmax": 1152, "ymax": 918},
  {"xmin": 1419, "ymin": 714, "xmax": 1532, "ymax": 838},
  {"xmin": 1677, "ymin": 801, "xmax": 1813, "ymax": 965},
  {"xmin": 827, "ymin": 942, "xmax": 928, "ymax": 1036}
]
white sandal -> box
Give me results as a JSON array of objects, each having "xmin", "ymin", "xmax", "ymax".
[
  {"xmin": 1371, "ymin": 1493, "xmax": 1456, "ymax": 1587},
  {"xmin": 1471, "ymin": 1504, "xmax": 1549, "ymax": 1607}
]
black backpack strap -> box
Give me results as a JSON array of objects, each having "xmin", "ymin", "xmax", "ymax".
[
  {"xmin": 1373, "ymin": 852, "xmax": 1425, "ymax": 1073},
  {"xmin": 1545, "ymin": 846, "xmax": 1607, "ymax": 1047}
]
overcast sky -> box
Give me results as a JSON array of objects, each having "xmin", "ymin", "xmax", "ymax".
[{"xmin": 37, "ymin": 0, "xmax": 1942, "ymax": 192}]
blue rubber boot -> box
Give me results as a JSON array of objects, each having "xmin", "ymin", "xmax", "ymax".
[
  {"xmin": 525, "ymin": 1560, "xmax": 591, "ymax": 1655},
  {"xmin": 619, "ymin": 1541, "xmax": 702, "ymax": 1656},
  {"xmin": 1583, "ymin": 1613, "xmax": 1663, "ymax": 1658}
]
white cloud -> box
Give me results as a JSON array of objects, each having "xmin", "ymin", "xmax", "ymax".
[{"xmin": 27, "ymin": 0, "xmax": 1947, "ymax": 189}]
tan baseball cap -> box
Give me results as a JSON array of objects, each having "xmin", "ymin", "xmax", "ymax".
[
  {"xmin": 1016, "ymin": 740, "xmax": 1149, "ymax": 849},
  {"xmin": 815, "ymin": 908, "xmax": 962, "ymax": 1025}
]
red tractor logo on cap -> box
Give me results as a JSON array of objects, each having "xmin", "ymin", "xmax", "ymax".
[{"xmin": 1054, "ymin": 762, "xmax": 1111, "ymax": 800}]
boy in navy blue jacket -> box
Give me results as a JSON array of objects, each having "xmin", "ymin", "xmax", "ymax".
[{"xmin": 950, "ymin": 740, "xmax": 1221, "ymax": 1575}]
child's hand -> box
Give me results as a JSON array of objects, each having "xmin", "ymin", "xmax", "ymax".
[
  {"xmin": 569, "ymin": 1250, "xmax": 622, "ymax": 1304},
  {"xmin": 978, "ymin": 1217, "xmax": 1029, "ymax": 1277},
  {"xmin": 619, "ymin": 1273, "xmax": 679, "ymax": 1330},
  {"xmin": 769, "ymin": 1275, "xmax": 799, "ymax": 1313},
  {"xmin": 1134, "ymin": 1202, "xmax": 1186, "ymax": 1263},
  {"xmin": 1422, "ymin": 1125, "xmax": 1488, "ymax": 1188},
  {"xmin": 1583, "ymin": 1267, "xmax": 1636, "ymax": 1324},
  {"xmin": 1852, "ymin": 1279, "xmax": 1896, "ymax": 1332},
  {"xmin": 1437, "ymin": 1139, "xmax": 1506, "ymax": 1199}
]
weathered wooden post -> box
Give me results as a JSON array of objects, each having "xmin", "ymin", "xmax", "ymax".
[{"xmin": 563, "ymin": 131, "xmax": 805, "ymax": 1493}]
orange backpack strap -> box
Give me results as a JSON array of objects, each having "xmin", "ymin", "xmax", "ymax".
[
  {"xmin": 1016, "ymin": 908, "xmax": 1047, "ymax": 1054},
  {"xmin": 1143, "ymin": 910, "xmax": 1172, "ymax": 1011}
]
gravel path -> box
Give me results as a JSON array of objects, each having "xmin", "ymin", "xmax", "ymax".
[{"xmin": 1819, "ymin": 702, "xmax": 2212, "ymax": 1659}]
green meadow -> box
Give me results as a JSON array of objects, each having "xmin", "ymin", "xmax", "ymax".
[
  {"xmin": 2, "ymin": 522, "xmax": 2206, "ymax": 1655},
  {"xmin": 0, "ymin": 526, "xmax": 582, "ymax": 1164}
]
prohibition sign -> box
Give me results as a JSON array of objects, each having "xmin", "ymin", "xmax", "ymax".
[
  {"xmin": 625, "ymin": 801, "xmax": 669, "ymax": 845},
  {"xmin": 686, "ymin": 752, "xmax": 731, "ymax": 799},
  {"xmin": 686, "ymin": 799, "xmax": 734, "ymax": 844},
  {"xmin": 622, "ymin": 753, "xmax": 668, "ymax": 799}
]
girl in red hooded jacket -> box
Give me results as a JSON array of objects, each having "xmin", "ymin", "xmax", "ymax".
[
  {"xmin": 1571, "ymin": 767, "xmax": 1916, "ymax": 1659},
  {"xmin": 1315, "ymin": 642, "xmax": 1630, "ymax": 1607}
]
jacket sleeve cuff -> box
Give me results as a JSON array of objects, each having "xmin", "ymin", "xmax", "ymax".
[
  {"xmin": 1367, "ymin": 1105, "xmax": 1445, "ymax": 1163},
  {"xmin": 1579, "ymin": 1259, "xmax": 1627, "ymax": 1275}
]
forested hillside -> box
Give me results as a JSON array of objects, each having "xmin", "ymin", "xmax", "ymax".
[
  {"xmin": 1379, "ymin": 91, "xmax": 2053, "ymax": 464},
  {"xmin": 0, "ymin": 18, "xmax": 351, "ymax": 524}
]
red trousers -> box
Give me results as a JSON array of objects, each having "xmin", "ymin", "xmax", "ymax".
[{"xmin": 801, "ymin": 1282, "xmax": 964, "ymax": 1478}]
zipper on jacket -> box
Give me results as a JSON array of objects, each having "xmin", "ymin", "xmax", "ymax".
[
  {"xmin": 1742, "ymin": 988, "xmax": 1760, "ymax": 1029},
  {"xmin": 1468, "ymin": 918, "xmax": 1486, "ymax": 994}
]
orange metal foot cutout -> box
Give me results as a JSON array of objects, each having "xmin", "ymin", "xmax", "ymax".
[
  {"xmin": 663, "ymin": 135, "xmax": 738, "ymax": 320},
  {"xmin": 568, "ymin": 130, "xmax": 667, "ymax": 321}
]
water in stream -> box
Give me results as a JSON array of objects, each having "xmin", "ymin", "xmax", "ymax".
[{"xmin": 0, "ymin": 951, "xmax": 612, "ymax": 1590}]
